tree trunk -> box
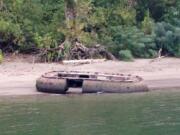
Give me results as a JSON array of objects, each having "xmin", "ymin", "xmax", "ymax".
[
  {"xmin": 64, "ymin": 0, "xmax": 77, "ymax": 42},
  {"xmin": 0, "ymin": 0, "xmax": 4, "ymax": 10}
]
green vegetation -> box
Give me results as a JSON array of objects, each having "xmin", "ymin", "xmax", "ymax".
[
  {"xmin": 0, "ymin": 50, "xmax": 3, "ymax": 63},
  {"xmin": 119, "ymin": 50, "xmax": 133, "ymax": 61},
  {"xmin": 0, "ymin": 0, "xmax": 179, "ymax": 61}
]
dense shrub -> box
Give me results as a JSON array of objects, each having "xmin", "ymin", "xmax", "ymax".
[
  {"xmin": 0, "ymin": 20, "xmax": 23, "ymax": 51},
  {"xmin": 141, "ymin": 11, "xmax": 154, "ymax": 35},
  {"xmin": 119, "ymin": 50, "xmax": 133, "ymax": 61},
  {"xmin": 34, "ymin": 33, "xmax": 64, "ymax": 62},
  {"xmin": 135, "ymin": 0, "xmax": 167, "ymax": 22},
  {"xmin": 154, "ymin": 22, "xmax": 180, "ymax": 57},
  {"xmin": 102, "ymin": 26, "xmax": 157, "ymax": 58},
  {"xmin": 163, "ymin": 0, "xmax": 180, "ymax": 25}
]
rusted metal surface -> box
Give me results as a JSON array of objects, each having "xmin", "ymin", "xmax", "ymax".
[
  {"xmin": 83, "ymin": 80, "xmax": 148, "ymax": 93},
  {"xmin": 41, "ymin": 71, "xmax": 143, "ymax": 82},
  {"xmin": 36, "ymin": 77, "xmax": 68, "ymax": 94},
  {"xmin": 36, "ymin": 71, "xmax": 148, "ymax": 94}
]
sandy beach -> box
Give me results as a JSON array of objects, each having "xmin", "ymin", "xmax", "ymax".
[{"xmin": 0, "ymin": 54, "xmax": 180, "ymax": 96}]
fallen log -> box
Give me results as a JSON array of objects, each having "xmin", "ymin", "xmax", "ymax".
[{"xmin": 63, "ymin": 59, "xmax": 106, "ymax": 65}]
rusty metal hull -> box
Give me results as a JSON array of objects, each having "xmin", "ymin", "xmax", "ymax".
[
  {"xmin": 83, "ymin": 80, "xmax": 148, "ymax": 93},
  {"xmin": 36, "ymin": 77, "xmax": 68, "ymax": 94},
  {"xmin": 36, "ymin": 71, "xmax": 149, "ymax": 94}
]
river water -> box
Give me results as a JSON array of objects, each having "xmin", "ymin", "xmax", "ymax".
[{"xmin": 0, "ymin": 90, "xmax": 180, "ymax": 135}]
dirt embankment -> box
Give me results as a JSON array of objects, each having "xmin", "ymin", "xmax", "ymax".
[{"xmin": 0, "ymin": 54, "xmax": 180, "ymax": 96}]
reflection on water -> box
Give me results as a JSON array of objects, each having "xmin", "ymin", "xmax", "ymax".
[{"xmin": 0, "ymin": 90, "xmax": 180, "ymax": 135}]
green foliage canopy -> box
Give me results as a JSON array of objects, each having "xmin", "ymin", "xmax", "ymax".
[{"xmin": 0, "ymin": 0, "xmax": 179, "ymax": 61}]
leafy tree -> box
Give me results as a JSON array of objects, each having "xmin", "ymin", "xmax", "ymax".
[{"xmin": 141, "ymin": 11, "xmax": 154, "ymax": 35}]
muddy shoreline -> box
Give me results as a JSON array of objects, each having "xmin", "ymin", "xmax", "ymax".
[{"xmin": 0, "ymin": 55, "xmax": 180, "ymax": 96}]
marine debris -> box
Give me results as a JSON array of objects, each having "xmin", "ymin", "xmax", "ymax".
[{"xmin": 36, "ymin": 71, "xmax": 148, "ymax": 94}]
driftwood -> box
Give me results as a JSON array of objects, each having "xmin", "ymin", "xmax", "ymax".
[
  {"xmin": 150, "ymin": 56, "xmax": 166, "ymax": 63},
  {"xmin": 150, "ymin": 48, "xmax": 166, "ymax": 63},
  {"xmin": 68, "ymin": 42, "xmax": 116, "ymax": 60},
  {"xmin": 63, "ymin": 59, "xmax": 106, "ymax": 65},
  {"xmin": 38, "ymin": 41, "xmax": 116, "ymax": 62}
]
